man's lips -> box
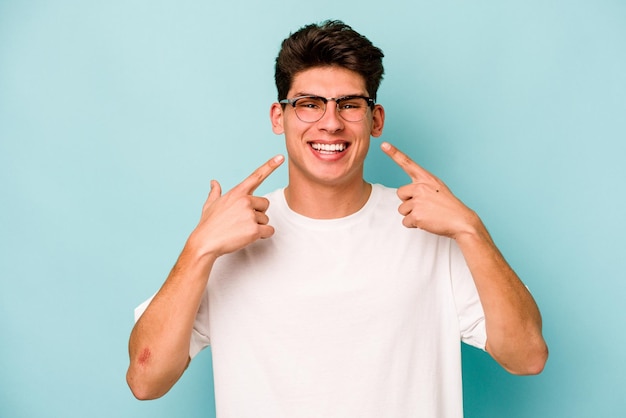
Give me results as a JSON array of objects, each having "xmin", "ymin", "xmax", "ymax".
[{"xmin": 309, "ymin": 142, "xmax": 349, "ymax": 154}]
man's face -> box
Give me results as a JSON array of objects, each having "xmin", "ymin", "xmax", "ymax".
[{"xmin": 271, "ymin": 66, "xmax": 384, "ymax": 189}]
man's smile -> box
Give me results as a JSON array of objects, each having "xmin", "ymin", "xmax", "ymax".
[{"xmin": 309, "ymin": 142, "xmax": 349, "ymax": 154}]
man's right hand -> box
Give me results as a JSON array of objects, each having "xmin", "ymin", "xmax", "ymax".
[
  {"xmin": 127, "ymin": 154, "xmax": 284, "ymax": 400},
  {"xmin": 187, "ymin": 154, "xmax": 285, "ymax": 259}
]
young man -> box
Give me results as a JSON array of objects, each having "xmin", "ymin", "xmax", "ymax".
[{"xmin": 127, "ymin": 20, "xmax": 547, "ymax": 417}]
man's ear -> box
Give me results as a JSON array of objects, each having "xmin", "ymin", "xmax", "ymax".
[
  {"xmin": 270, "ymin": 103, "xmax": 285, "ymax": 134},
  {"xmin": 370, "ymin": 104, "xmax": 385, "ymax": 138}
]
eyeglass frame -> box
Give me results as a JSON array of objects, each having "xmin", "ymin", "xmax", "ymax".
[{"xmin": 279, "ymin": 95, "xmax": 376, "ymax": 123}]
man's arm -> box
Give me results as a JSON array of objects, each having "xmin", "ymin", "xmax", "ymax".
[
  {"xmin": 126, "ymin": 155, "xmax": 284, "ymax": 400},
  {"xmin": 454, "ymin": 220, "xmax": 547, "ymax": 374},
  {"xmin": 381, "ymin": 142, "xmax": 548, "ymax": 375}
]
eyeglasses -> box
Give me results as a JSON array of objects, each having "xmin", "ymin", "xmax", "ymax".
[{"xmin": 279, "ymin": 95, "xmax": 375, "ymax": 123}]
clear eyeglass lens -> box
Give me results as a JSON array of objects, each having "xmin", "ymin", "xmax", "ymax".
[{"xmin": 294, "ymin": 97, "xmax": 368, "ymax": 122}]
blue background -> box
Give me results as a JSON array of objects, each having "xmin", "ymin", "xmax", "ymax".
[{"xmin": 1, "ymin": 1, "xmax": 625, "ymax": 417}]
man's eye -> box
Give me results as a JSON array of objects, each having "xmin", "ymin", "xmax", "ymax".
[
  {"xmin": 297, "ymin": 100, "xmax": 322, "ymax": 109},
  {"xmin": 339, "ymin": 101, "xmax": 362, "ymax": 110}
]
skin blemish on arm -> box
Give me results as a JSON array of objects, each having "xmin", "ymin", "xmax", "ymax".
[{"xmin": 138, "ymin": 347, "xmax": 151, "ymax": 366}]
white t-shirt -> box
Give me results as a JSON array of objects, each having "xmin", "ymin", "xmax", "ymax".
[{"xmin": 136, "ymin": 184, "xmax": 486, "ymax": 417}]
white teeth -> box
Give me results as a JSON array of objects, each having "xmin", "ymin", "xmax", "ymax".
[{"xmin": 311, "ymin": 143, "xmax": 347, "ymax": 153}]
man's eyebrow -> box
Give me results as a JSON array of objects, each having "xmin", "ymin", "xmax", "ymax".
[
  {"xmin": 291, "ymin": 92, "xmax": 318, "ymax": 97},
  {"xmin": 291, "ymin": 92, "xmax": 368, "ymax": 98}
]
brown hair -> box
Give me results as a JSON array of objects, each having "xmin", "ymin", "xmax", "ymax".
[{"xmin": 274, "ymin": 20, "xmax": 385, "ymax": 101}]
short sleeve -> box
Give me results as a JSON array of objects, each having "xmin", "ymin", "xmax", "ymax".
[
  {"xmin": 189, "ymin": 289, "xmax": 211, "ymax": 359},
  {"xmin": 449, "ymin": 241, "xmax": 487, "ymax": 350},
  {"xmin": 133, "ymin": 291, "xmax": 211, "ymax": 360}
]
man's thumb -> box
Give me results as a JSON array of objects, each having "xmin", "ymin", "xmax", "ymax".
[{"xmin": 206, "ymin": 180, "xmax": 222, "ymax": 204}]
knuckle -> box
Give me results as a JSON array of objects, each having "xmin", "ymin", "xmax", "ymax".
[{"xmin": 251, "ymin": 169, "xmax": 266, "ymax": 183}]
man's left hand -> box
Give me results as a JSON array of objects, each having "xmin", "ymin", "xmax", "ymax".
[{"xmin": 381, "ymin": 141, "xmax": 480, "ymax": 240}]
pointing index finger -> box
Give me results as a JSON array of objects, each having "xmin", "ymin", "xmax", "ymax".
[
  {"xmin": 236, "ymin": 154, "xmax": 285, "ymax": 195},
  {"xmin": 381, "ymin": 142, "xmax": 431, "ymax": 181}
]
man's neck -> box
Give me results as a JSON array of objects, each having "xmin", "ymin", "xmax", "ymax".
[{"xmin": 284, "ymin": 179, "xmax": 372, "ymax": 220}]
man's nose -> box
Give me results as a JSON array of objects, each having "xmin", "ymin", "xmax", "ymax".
[{"xmin": 317, "ymin": 100, "xmax": 344, "ymax": 131}]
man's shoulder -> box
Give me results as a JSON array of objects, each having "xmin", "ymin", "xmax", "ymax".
[
  {"xmin": 263, "ymin": 187, "xmax": 286, "ymax": 200},
  {"xmin": 370, "ymin": 183, "xmax": 400, "ymax": 207},
  {"xmin": 371, "ymin": 183, "xmax": 398, "ymax": 195}
]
